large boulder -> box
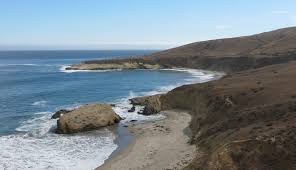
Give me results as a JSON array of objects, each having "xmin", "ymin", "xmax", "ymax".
[{"xmin": 55, "ymin": 103, "xmax": 122, "ymax": 134}]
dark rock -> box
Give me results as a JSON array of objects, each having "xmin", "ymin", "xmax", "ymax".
[
  {"xmin": 139, "ymin": 105, "xmax": 159, "ymax": 115},
  {"xmin": 128, "ymin": 106, "xmax": 136, "ymax": 112},
  {"xmin": 130, "ymin": 94, "xmax": 162, "ymax": 115}
]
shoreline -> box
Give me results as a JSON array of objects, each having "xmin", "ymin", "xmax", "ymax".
[
  {"xmin": 97, "ymin": 110, "xmax": 196, "ymax": 170},
  {"xmin": 96, "ymin": 68, "xmax": 226, "ymax": 170},
  {"xmin": 105, "ymin": 124, "xmax": 134, "ymax": 161},
  {"xmin": 96, "ymin": 68, "xmax": 223, "ymax": 169}
]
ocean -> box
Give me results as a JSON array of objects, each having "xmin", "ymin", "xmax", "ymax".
[{"xmin": 0, "ymin": 50, "xmax": 216, "ymax": 170}]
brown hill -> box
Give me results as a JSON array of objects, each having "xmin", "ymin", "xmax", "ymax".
[
  {"xmin": 70, "ymin": 27, "xmax": 296, "ymax": 72},
  {"xmin": 136, "ymin": 61, "xmax": 296, "ymax": 169},
  {"xmin": 147, "ymin": 27, "xmax": 296, "ymax": 58}
]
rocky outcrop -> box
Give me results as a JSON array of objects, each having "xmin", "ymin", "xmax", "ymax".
[
  {"xmin": 67, "ymin": 61, "xmax": 164, "ymax": 70},
  {"xmin": 51, "ymin": 109, "xmax": 71, "ymax": 119},
  {"xmin": 130, "ymin": 94, "xmax": 163, "ymax": 115},
  {"xmin": 55, "ymin": 103, "xmax": 122, "ymax": 134},
  {"xmin": 127, "ymin": 106, "xmax": 135, "ymax": 112}
]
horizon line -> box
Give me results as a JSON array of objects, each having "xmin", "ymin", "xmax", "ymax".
[{"xmin": 0, "ymin": 49, "xmax": 163, "ymax": 52}]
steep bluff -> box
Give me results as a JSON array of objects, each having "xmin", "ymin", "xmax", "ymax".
[{"xmin": 143, "ymin": 62, "xmax": 296, "ymax": 169}]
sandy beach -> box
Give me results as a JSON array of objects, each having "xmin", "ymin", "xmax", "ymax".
[{"xmin": 97, "ymin": 110, "xmax": 196, "ymax": 170}]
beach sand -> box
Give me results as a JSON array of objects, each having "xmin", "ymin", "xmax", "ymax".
[{"xmin": 97, "ymin": 110, "xmax": 196, "ymax": 170}]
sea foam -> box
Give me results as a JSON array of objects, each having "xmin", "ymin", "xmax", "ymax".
[
  {"xmin": 111, "ymin": 68, "xmax": 221, "ymax": 124},
  {"xmin": 0, "ymin": 131, "xmax": 117, "ymax": 170},
  {"xmin": 32, "ymin": 101, "xmax": 48, "ymax": 107},
  {"xmin": 59, "ymin": 65, "xmax": 122, "ymax": 73}
]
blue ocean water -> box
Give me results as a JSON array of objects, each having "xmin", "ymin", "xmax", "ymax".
[{"xmin": 0, "ymin": 50, "xmax": 216, "ymax": 170}]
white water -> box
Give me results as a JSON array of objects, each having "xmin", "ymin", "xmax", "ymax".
[
  {"xmin": 32, "ymin": 101, "xmax": 48, "ymax": 107},
  {"xmin": 59, "ymin": 65, "xmax": 123, "ymax": 73},
  {"xmin": 1, "ymin": 108, "xmax": 117, "ymax": 170}
]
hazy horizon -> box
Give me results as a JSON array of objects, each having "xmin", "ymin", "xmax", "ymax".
[{"xmin": 1, "ymin": 0, "xmax": 296, "ymax": 50}]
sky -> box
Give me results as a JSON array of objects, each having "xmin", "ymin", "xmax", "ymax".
[{"xmin": 0, "ymin": 0, "xmax": 296, "ymax": 50}]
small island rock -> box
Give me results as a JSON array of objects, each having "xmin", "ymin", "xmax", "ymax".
[{"xmin": 55, "ymin": 103, "xmax": 122, "ymax": 134}]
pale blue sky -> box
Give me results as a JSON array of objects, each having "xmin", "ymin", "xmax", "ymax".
[{"xmin": 0, "ymin": 0, "xmax": 296, "ymax": 50}]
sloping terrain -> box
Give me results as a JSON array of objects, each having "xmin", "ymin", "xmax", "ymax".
[
  {"xmin": 72, "ymin": 27, "xmax": 296, "ymax": 169},
  {"xmin": 157, "ymin": 61, "xmax": 296, "ymax": 169},
  {"xmin": 147, "ymin": 27, "xmax": 296, "ymax": 58},
  {"xmin": 70, "ymin": 27, "xmax": 296, "ymax": 72}
]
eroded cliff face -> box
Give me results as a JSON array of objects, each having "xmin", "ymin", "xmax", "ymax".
[{"xmin": 135, "ymin": 62, "xmax": 296, "ymax": 169}]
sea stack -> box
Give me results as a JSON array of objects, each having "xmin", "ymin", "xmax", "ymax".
[{"xmin": 55, "ymin": 103, "xmax": 122, "ymax": 134}]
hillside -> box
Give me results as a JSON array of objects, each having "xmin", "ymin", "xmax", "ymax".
[
  {"xmin": 147, "ymin": 27, "xmax": 296, "ymax": 58},
  {"xmin": 132, "ymin": 61, "xmax": 296, "ymax": 169},
  {"xmin": 68, "ymin": 27, "xmax": 296, "ymax": 72},
  {"xmin": 68, "ymin": 27, "xmax": 296, "ymax": 169}
]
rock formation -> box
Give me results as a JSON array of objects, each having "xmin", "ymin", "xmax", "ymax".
[
  {"xmin": 130, "ymin": 94, "xmax": 162, "ymax": 115},
  {"xmin": 55, "ymin": 103, "xmax": 122, "ymax": 134},
  {"xmin": 67, "ymin": 61, "xmax": 164, "ymax": 70},
  {"xmin": 127, "ymin": 106, "xmax": 135, "ymax": 112}
]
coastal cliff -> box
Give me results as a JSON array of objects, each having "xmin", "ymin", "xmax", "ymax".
[
  {"xmin": 122, "ymin": 28, "xmax": 296, "ymax": 169},
  {"xmin": 135, "ymin": 62, "xmax": 296, "ymax": 169}
]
